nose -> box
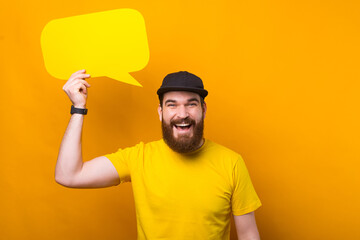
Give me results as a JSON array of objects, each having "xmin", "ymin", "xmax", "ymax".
[{"xmin": 176, "ymin": 105, "xmax": 189, "ymax": 119}]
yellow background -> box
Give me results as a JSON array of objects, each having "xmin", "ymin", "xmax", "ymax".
[{"xmin": 1, "ymin": 0, "xmax": 359, "ymax": 239}]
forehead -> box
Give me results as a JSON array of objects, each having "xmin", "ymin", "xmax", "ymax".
[{"xmin": 162, "ymin": 91, "xmax": 201, "ymax": 102}]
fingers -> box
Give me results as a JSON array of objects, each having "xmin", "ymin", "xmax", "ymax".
[
  {"xmin": 71, "ymin": 69, "xmax": 86, "ymax": 76},
  {"xmin": 66, "ymin": 79, "xmax": 91, "ymax": 89},
  {"xmin": 72, "ymin": 81, "xmax": 88, "ymax": 92},
  {"xmin": 73, "ymin": 73, "xmax": 91, "ymax": 81},
  {"xmin": 68, "ymin": 70, "xmax": 89, "ymax": 83},
  {"xmin": 62, "ymin": 70, "xmax": 92, "ymax": 107},
  {"xmin": 63, "ymin": 70, "xmax": 91, "ymax": 90},
  {"xmin": 65, "ymin": 73, "xmax": 91, "ymax": 86},
  {"xmin": 75, "ymin": 82, "xmax": 88, "ymax": 95}
]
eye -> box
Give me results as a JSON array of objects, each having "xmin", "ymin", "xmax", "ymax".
[
  {"xmin": 189, "ymin": 103, "xmax": 197, "ymax": 106},
  {"xmin": 167, "ymin": 104, "xmax": 176, "ymax": 107}
]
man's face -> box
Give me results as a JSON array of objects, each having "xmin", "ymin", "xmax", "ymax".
[{"xmin": 158, "ymin": 91, "xmax": 207, "ymax": 153}]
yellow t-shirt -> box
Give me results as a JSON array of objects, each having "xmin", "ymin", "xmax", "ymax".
[{"xmin": 105, "ymin": 139, "xmax": 261, "ymax": 240}]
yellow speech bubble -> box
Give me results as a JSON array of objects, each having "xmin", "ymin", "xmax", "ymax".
[{"xmin": 41, "ymin": 9, "xmax": 149, "ymax": 87}]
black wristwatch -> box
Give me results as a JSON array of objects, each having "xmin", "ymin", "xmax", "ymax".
[{"xmin": 71, "ymin": 105, "xmax": 88, "ymax": 115}]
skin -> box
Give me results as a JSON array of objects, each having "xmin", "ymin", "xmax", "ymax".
[
  {"xmin": 56, "ymin": 70, "xmax": 260, "ymax": 239},
  {"xmin": 234, "ymin": 212, "xmax": 260, "ymax": 240},
  {"xmin": 158, "ymin": 91, "xmax": 206, "ymax": 152},
  {"xmin": 56, "ymin": 69, "xmax": 119, "ymax": 188}
]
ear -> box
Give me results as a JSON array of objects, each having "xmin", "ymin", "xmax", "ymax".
[
  {"xmin": 202, "ymin": 102, "xmax": 207, "ymax": 119},
  {"xmin": 157, "ymin": 104, "xmax": 162, "ymax": 121}
]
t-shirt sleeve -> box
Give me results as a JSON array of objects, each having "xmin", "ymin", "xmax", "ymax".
[
  {"xmin": 104, "ymin": 142, "xmax": 144, "ymax": 184},
  {"xmin": 231, "ymin": 156, "xmax": 262, "ymax": 215}
]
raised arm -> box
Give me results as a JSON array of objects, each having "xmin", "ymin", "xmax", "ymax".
[{"xmin": 55, "ymin": 70, "xmax": 120, "ymax": 188}]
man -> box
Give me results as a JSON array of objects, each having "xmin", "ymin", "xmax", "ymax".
[{"xmin": 56, "ymin": 69, "xmax": 262, "ymax": 240}]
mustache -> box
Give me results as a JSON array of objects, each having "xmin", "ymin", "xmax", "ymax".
[{"xmin": 170, "ymin": 117, "xmax": 196, "ymax": 126}]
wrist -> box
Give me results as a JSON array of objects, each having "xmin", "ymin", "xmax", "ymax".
[
  {"xmin": 73, "ymin": 104, "xmax": 86, "ymax": 109},
  {"xmin": 71, "ymin": 105, "xmax": 88, "ymax": 115}
]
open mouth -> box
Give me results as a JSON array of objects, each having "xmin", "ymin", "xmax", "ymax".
[{"xmin": 172, "ymin": 123, "xmax": 193, "ymax": 133}]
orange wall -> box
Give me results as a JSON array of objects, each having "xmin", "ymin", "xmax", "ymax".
[{"xmin": 1, "ymin": 0, "xmax": 359, "ymax": 239}]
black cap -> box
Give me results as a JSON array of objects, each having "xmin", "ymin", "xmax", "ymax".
[{"xmin": 157, "ymin": 71, "xmax": 208, "ymax": 99}]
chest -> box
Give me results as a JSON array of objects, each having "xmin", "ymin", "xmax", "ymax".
[{"xmin": 133, "ymin": 153, "xmax": 233, "ymax": 219}]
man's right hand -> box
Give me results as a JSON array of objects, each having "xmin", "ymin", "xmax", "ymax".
[{"xmin": 62, "ymin": 69, "xmax": 91, "ymax": 108}]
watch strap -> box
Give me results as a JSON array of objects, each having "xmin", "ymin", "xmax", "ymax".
[{"xmin": 71, "ymin": 105, "xmax": 88, "ymax": 115}]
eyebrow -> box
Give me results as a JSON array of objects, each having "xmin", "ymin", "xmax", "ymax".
[
  {"xmin": 164, "ymin": 99, "xmax": 176, "ymax": 105},
  {"xmin": 164, "ymin": 98, "xmax": 200, "ymax": 105},
  {"xmin": 187, "ymin": 98, "xmax": 200, "ymax": 103}
]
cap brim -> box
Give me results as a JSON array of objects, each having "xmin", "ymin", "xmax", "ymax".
[{"xmin": 157, "ymin": 86, "xmax": 208, "ymax": 98}]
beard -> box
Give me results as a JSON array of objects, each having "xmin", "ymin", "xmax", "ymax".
[{"xmin": 162, "ymin": 115, "xmax": 204, "ymax": 153}]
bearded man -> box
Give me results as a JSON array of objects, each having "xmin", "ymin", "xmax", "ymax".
[{"xmin": 56, "ymin": 70, "xmax": 262, "ymax": 240}]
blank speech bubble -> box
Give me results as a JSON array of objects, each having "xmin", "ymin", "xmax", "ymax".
[{"xmin": 41, "ymin": 9, "xmax": 149, "ymax": 87}]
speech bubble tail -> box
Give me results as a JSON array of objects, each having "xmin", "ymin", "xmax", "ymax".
[{"xmin": 109, "ymin": 72, "xmax": 143, "ymax": 87}]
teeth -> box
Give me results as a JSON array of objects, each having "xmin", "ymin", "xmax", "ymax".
[{"xmin": 176, "ymin": 123, "xmax": 190, "ymax": 127}]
